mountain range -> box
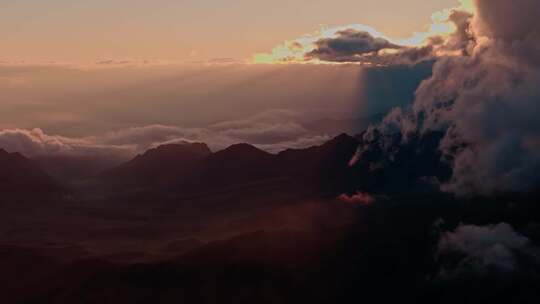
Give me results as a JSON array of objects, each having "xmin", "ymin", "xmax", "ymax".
[
  {"xmin": 101, "ymin": 134, "xmax": 360, "ymax": 197},
  {"xmin": 0, "ymin": 130, "xmax": 455, "ymax": 201}
]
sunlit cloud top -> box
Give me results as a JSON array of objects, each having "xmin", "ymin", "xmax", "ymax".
[{"xmin": 253, "ymin": 1, "xmax": 476, "ymax": 65}]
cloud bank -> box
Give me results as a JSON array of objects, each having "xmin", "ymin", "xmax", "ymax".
[
  {"xmin": 0, "ymin": 128, "xmax": 134, "ymax": 159},
  {"xmin": 0, "ymin": 110, "xmax": 331, "ymax": 159}
]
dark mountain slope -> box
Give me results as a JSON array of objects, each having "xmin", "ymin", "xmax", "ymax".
[
  {"xmin": 0, "ymin": 149, "xmax": 62, "ymax": 200},
  {"xmin": 103, "ymin": 143, "xmax": 211, "ymax": 187},
  {"xmin": 277, "ymin": 134, "xmax": 360, "ymax": 195},
  {"xmin": 201, "ymin": 143, "xmax": 278, "ymax": 187},
  {"xmin": 102, "ymin": 135, "xmax": 360, "ymax": 196}
]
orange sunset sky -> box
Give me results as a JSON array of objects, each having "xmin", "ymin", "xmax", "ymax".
[{"xmin": 2, "ymin": 0, "xmax": 458, "ymax": 63}]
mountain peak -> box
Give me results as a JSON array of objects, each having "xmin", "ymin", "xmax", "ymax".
[
  {"xmin": 137, "ymin": 142, "xmax": 211, "ymax": 160},
  {"xmin": 0, "ymin": 149, "xmax": 61, "ymax": 198},
  {"xmin": 221, "ymin": 143, "xmax": 268, "ymax": 154},
  {"xmin": 212, "ymin": 144, "xmax": 272, "ymax": 162},
  {"xmin": 103, "ymin": 142, "xmax": 212, "ymax": 186},
  {"xmin": 326, "ymin": 133, "xmax": 357, "ymax": 145},
  {"xmin": 118, "ymin": 142, "xmax": 212, "ymax": 169}
]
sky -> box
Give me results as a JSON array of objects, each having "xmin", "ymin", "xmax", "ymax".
[{"xmin": 2, "ymin": 0, "xmax": 457, "ymax": 63}]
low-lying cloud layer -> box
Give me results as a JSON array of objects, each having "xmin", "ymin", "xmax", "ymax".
[
  {"xmin": 0, "ymin": 128, "xmax": 134, "ymax": 159},
  {"xmin": 0, "ymin": 110, "xmax": 331, "ymax": 160}
]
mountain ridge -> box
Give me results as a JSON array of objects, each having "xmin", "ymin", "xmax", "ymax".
[
  {"xmin": 0, "ymin": 148, "xmax": 62, "ymax": 199},
  {"xmin": 102, "ymin": 134, "xmax": 360, "ymax": 196}
]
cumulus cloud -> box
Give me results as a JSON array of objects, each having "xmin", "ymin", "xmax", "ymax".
[
  {"xmin": 305, "ymin": 29, "xmax": 403, "ymax": 63},
  {"xmin": 437, "ymin": 223, "xmax": 539, "ymax": 276},
  {"xmin": 417, "ymin": 0, "xmax": 540, "ymax": 195},
  {"xmin": 473, "ymin": 0, "xmax": 540, "ymax": 43},
  {"xmin": 358, "ymin": 0, "xmax": 540, "ymax": 195},
  {"xmin": 0, "ymin": 110, "xmax": 332, "ymax": 159}
]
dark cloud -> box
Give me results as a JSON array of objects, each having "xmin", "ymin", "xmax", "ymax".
[
  {"xmin": 437, "ymin": 223, "xmax": 539, "ymax": 277},
  {"xmin": 473, "ymin": 0, "xmax": 540, "ymax": 42},
  {"xmin": 305, "ymin": 29, "xmax": 403, "ymax": 63},
  {"xmin": 361, "ymin": 0, "xmax": 540, "ymax": 195},
  {"xmin": 303, "ymin": 29, "xmax": 441, "ymax": 66},
  {"xmin": 298, "ymin": 9, "xmax": 475, "ymax": 66}
]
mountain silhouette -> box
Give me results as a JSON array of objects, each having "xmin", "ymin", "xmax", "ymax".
[
  {"xmin": 103, "ymin": 135, "xmax": 360, "ymax": 196},
  {"xmin": 103, "ymin": 142, "xmax": 212, "ymax": 187},
  {"xmin": 276, "ymin": 133, "xmax": 360, "ymax": 194},
  {"xmin": 201, "ymin": 143, "xmax": 278, "ymax": 188},
  {"xmin": 0, "ymin": 149, "xmax": 61, "ymax": 199}
]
